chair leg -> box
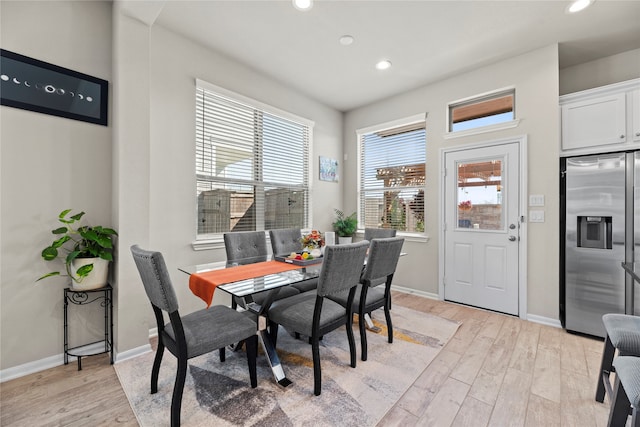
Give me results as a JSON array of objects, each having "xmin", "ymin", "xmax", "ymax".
[
  {"xmin": 311, "ymin": 334, "xmax": 322, "ymax": 396},
  {"xmin": 359, "ymin": 311, "xmax": 368, "ymax": 361},
  {"xmin": 608, "ymin": 375, "xmax": 631, "ymax": 427},
  {"xmin": 597, "ymin": 335, "xmax": 616, "ymax": 402},
  {"xmin": 347, "ymin": 317, "xmax": 357, "ymax": 369},
  {"xmin": 307, "ymin": 335, "xmax": 324, "ymax": 344},
  {"xmin": 219, "ymin": 347, "xmax": 226, "ymax": 362},
  {"xmin": 385, "ymin": 303, "xmax": 393, "ymax": 344},
  {"xmin": 171, "ymin": 356, "xmax": 188, "ymax": 427},
  {"xmin": 151, "ymin": 342, "xmax": 165, "ymax": 394},
  {"xmin": 245, "ymin": 334, "xmax": 258, "ymax": 388}
]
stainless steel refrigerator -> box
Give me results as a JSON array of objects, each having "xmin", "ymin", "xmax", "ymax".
[{"xmin": 561, "ymin": 151, "xmax": 640, "ymax": 338}]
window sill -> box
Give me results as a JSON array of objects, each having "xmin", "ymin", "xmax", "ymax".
[
  {"xmin": 191, "ymin": 236, "xmax": 225, "ymax": 251},
  {"xmin": 192, "ymin": 230, "xmax": 273, "ymax": 251},
  {"xmin": 193, "ymin": 230, "xmax": 430, "ymax": 251},
  {"xmin": 443, "ymin": 119, "xmax": 520, "ymax": 140},
  {"xmin": 356, "ymin": 230, "xmax": 430, "ymax": 243}
]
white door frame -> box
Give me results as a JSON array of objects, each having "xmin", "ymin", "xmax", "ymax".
[{"xmin": 438, "ymin": 135, "xmax": 528, "ymax": 320}]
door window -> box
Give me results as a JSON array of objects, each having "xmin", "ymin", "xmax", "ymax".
[{"xmin": 456, "ymin": 158, "xmax": 504, "ymax": 230}]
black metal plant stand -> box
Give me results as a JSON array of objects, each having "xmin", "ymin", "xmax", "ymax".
[{"xmin": 64, "ymin": 284, "xmax": 113, "ymax": 370}]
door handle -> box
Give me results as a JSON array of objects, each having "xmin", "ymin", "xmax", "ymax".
[{"xmin": 508, "ymin": 236, "xmax": 517, "ymax": 241}]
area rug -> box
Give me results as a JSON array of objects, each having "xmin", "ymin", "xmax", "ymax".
[{"xmin": 115, "ymin": 306, "xmax": 460, "ymax": 427}]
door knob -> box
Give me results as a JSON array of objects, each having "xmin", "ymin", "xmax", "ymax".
[{"xmin": 508, "ymin": 236, "xmax": 517, "ymax": 241}]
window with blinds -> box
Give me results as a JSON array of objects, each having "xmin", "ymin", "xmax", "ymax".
[
  {"xmin": 449, "ymin": 89, "xmax": 515, "ymax": 132},
  {"xmin": 359, "ymin": 119, "xmax": 426, "ymax": 233},
  {"xmin": 195, "ymin": 82, "xmax": 311, "ymax": 237}
]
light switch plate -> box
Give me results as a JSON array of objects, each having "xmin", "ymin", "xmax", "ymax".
[
  {"xmin": 529, "ymin": 210, "xmax": 545, "ymax": 223},
  {"xmin": 529, "ymin": 194, "xmax": 545, "ymax": 206}
]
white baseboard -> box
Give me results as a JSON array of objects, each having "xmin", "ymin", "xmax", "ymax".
[
  {"xmin": 0, "ymin": 341, "xmax": 107, "ymax": 383},
  {"xmin": 391, "ymin": 285, "xmax": 562, "ymax": 329},
  {"xmin": 391, "ymin": 285, "xmax": 439, "ymax": 300},
  {"xmin": 1, "ymin": 308, "xmax": 561, "ymax": 383},
  {"xmin": 526, "ymin": 314, "xmax": 562, "ymax": 328},
  {"xmin": 1, "ymin": 331, "xmax": 158, "ymax": 383},
  {"xmin": 114, "ymin": 343, "xmax": 152, "ymax": 364}
]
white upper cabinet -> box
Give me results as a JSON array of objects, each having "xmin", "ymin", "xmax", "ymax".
[{"xmin": 560, "ymin": 79, "xmax": 640, "ymax": 155}]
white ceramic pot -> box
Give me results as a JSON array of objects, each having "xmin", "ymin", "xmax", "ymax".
[
  {"xmin": 324, "ymin": 231, "xmax": 336, "ymax": 246},
  {"xmin": 71, "ymin": 257, "xmax": 109, "ymax": 291},
  {"xmin": 338, "ymin": 236, "xmax": 353, "ymax": 244}
]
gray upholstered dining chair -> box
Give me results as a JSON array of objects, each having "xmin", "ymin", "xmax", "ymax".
[
  {"xmin": 223, "ymin": 231, "xmax": 300, "ymax": 306},
  {"xmin": 362, "ymin": 228, "xmax": 398, "ymax": 310},
  {"xmin": 607, "ymin": 355, "xmax": 640, "ymax": 427},
  {"xmin": 130, "ymin": 245, "xmax": 258, "ymax": 427},
  {"xmin": 269, "ymin": 228, "xmax": 319, "ymax": 293},
  {"xmin": 269, "ymin": 228, "xmax": 304, "ymax": 255},
  {"xmin": 331, "ymin": 237, "xmax": 404, "ymax": 361},
  {"xmin": 363, "ymin": 227, "xmax": 397, "ymax": 242},
  {"xmin": 223, "ymin": 230, "xmax": 270, "ymax": 265},
  {"xmin": 266, "ymin": 240, "xmax": 369, "ymax": 396},
  {"xmin": 596, "ymin": 313, "xmax": 640, "ymax": 403}
]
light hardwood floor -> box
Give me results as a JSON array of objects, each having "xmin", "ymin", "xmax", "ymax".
[{"xmin": 0, "ymin": 293, "xmax": 613, "ymax": 426}]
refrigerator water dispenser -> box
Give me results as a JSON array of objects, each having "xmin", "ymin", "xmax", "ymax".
[{"xmin": 577, "ymin": 216, "xmax": 612, "ymax": 249}]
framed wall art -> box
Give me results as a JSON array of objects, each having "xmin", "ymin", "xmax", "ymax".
[
  {"xmin": 0, "ymin": 49, "xmax": 108, "ymax": 126},
  {"xmin": 319, "ymin": 156, "xmax": 338, "ymax": 182}
]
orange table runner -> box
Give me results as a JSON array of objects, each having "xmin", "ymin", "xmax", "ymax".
[{"xmin": 189, "ymin": 260, "xmax": 306, "ymax": 307}]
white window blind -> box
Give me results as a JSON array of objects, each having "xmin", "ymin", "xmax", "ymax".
[
  {"xmin": 359, "ymin": 120, "xmax": 426, "ymax": 233},
  {"xmin": 195, "ymin": 83, "xmax": 311, "ymax": 237}
]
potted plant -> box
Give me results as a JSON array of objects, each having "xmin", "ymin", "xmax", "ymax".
[
  {"xmin": 37, "ymin": 209, "xmax": 118, "ymax": 291},
  {"xmin": 332, "ymin": 209, "xmax": 358, "ymax": 244}
]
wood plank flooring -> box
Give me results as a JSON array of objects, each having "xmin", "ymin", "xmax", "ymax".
[{"xmin": 0, "ymin": 293, "xmax": 614, "ymax": 426}]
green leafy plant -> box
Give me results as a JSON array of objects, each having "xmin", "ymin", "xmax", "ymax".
[
  {"xmin": 332, "ymin": 209, "xmax": 358, "ymax": 237},
  {"xmin": 37, "ymin": 209, "xmax": 118, "ymax": 282}
]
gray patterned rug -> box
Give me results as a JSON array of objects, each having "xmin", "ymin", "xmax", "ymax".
[{"xmin": 115, "ymin": 306, "xmax": 460, "ymax": 426}]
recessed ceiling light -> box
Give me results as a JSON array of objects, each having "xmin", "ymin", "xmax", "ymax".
[
  {"xmin": 566, "ymin": 0, "xmax": 594, "ymax": 13},
  {"xmin": 292, "ymin": 0, "xmax": 313, "ymax": 11},
  {"xmin": 375, "ymin": 60, "xmax": 392, "ymax": 71},
  {"xmin": 339, "ymin": 35, "xmax": 354, "ymax": 46}
]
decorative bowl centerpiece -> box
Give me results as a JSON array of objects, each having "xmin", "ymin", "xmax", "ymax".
[{"xmin": 301, "ymin": 230, "xmax": 324, "ymax": 257}]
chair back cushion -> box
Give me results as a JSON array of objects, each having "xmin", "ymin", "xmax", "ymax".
[
  {"xmin": 362, "ymin": 237, "xmax": 404, "ymax": 286},
  {"xmin": 131, "ymin": 245, "xmax": 179, "ymax": 313},
  {"xmin": 269, "ymin": 228, "xmax": 302, "ymax": 255},
  {"xmin": 317, "ymin": 240, "xmax": 369, "ymax": 297},
  {"xmin": 223, "ymin": 231, "xmax": 268, "ymax": 261},
  {"xmin": 363, "ymin": 227, "xmax": 397, "ymax": 242}
]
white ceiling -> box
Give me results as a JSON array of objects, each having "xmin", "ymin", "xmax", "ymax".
[{"xmin": 130, "ymin": 0, "xmax": 640, "ymax": 112}]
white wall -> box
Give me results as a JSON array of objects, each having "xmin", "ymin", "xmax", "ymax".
[
  {"xmin": 560, "ymin": 48, "xmax": 640, "ymax": 95},
  {"xmin": 0, "ymin": 1, "xmax": 113, "ymax": 370},
  {"xmin": 344, "ymin": 45, "xmax": 561, "ymax": 320},
  {"xmin": 0, "ymin": 1, "xmax": 342, "ymax": 372},
  {"xmin": 112, "ymin": 17, "xmax": 344, "ymax": 353}
]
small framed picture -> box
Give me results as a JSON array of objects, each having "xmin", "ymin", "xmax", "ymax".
[
  {"xmin": 319, "ymin": 156, "xmax": 339, "ymax": 182},
  {"xmin": 0, "ymin": 49, "xmax": 108, "ymax": 126}
]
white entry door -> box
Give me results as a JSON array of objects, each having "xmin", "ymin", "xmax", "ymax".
[{"xmin": 443, "ymin": 142, "xmax": 520, "ymax": 315}]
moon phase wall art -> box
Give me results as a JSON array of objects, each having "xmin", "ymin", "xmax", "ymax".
[{"xmin": 0, "ymin": 49, "xmax": 108, "ymax": 126}]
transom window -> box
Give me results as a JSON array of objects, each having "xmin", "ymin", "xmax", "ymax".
[
  {"xmin": 358, "ymin": 116, "xmax": 426, "ymax": 234},
  {"xmin": 195, "ymin": 80, "xmax": 313, "ymax": 238},
  {"xmin": 449, "ymin": 89, "xmax": 515, "ymax": 132}
]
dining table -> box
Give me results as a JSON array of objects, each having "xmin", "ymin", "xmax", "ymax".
[{"xmin": 179, "ymin": 255, "xmax": 323, "ymax": 388}]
